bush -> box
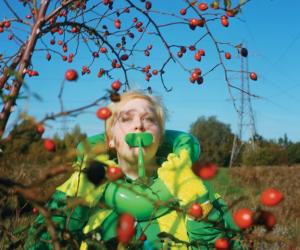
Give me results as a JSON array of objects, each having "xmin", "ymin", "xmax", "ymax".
[
  {"xmin": 242, "ymin": 142, "xmax": 288, "ymax": 166},
  {"xmin": 287, "ymin": 143, "xmax": 300, "ymax": 165}
]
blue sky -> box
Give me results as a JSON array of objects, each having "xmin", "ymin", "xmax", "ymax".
[{"xmin": 1, "ymin": 0, "xmax": 300, "ymax": 142}]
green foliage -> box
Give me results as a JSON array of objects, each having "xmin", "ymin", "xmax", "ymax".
[
  {"xmin": 287, "ymin": 142, "xmax": 300, "ymax": 165},
  {"xmin": 241, "ymin": 142, "xmax": 288, "ymax": 166},
  {"xmin": 189, "ymin": 116, "xmax": 234, "ymax": 167},
  {"xmin": 0, "ymin": 119, "xmax": 86, "ymax": 167}
]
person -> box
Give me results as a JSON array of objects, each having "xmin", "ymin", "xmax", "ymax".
[{"xmin": 26, "ymin": 90, "xmax": 243, "ymax": 249}]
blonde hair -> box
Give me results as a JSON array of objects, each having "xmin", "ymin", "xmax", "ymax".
[{"xmin": 105, "ymin": 90, "xmax": 167, "ymax": 142}]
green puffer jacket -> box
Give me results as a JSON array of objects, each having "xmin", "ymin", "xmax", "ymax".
[{"xmin": 25, "ymin": 130, "xmax": 243, "ymax": 250}]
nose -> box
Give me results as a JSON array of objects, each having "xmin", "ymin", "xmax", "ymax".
[{"xmin": 133, "ymin": 118, "xmax": 145, "ymax": 132}]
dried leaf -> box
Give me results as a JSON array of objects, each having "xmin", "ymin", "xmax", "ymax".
[{"xmin": 224, "ymin": 0, "xmax": 231, "ymax": 9}]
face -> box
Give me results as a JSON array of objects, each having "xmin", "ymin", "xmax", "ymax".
[{"xmin": 109, "ymin": 98, "xmax": 162, "ymax": 165}]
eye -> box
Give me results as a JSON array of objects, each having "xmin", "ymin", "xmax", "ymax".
[
  {"xmin": 120, "ymin": 116, "xmax": 132, "ymax": 122},
  {"xmin": 144, "ymin": 116, "xmax": 156, "ymax": 123}
]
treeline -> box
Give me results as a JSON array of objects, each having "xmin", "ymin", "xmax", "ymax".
[
  {"xmin": 190, "ymin": 116, "xmax": 300, "ymax": 167},
  {"xmin": 1, "ymin": 116, "xmax": 299, "ymax": 168},
  {"xmin": 0, "ymin": 118, "xmax": 87, "ymax": 167}
]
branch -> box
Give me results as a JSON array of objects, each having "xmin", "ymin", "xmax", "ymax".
[
  {"xmin": 3, "ymin": 0, "xmax": 23, "ymax": 22},
  {"xmin": 125, "ymin": 0, "xmax": 174, "ymax": 62},
  {"xmin": 39, "ymin": 96, "xmax": 108, "ymax": 123}
]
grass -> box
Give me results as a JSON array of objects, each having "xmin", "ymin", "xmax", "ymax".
[
  {"xmin": 208, "ymin": 166, "xmax": 300, "ymax": 250},
  {"xmin": 1, "ymin": 164, "xmax": 300, "ymax": 249}
]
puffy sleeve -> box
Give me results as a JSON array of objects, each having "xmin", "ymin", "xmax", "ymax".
[{"xmin": 156, "ymin": 130, "xmax": 200, "ymax": 165}]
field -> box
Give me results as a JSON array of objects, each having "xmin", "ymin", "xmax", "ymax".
[
  {"xmin": 211, "ymin": 166, "xmax": 300, "ymax": 249},
  {"xmin": 1, "ymin": 164, "xmax": 300, "ymax": 249}
]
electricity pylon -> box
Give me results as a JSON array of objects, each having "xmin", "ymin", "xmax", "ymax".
[{"xmin": 229, "ymin": 52, "xmax": 257, "ymax": 167}]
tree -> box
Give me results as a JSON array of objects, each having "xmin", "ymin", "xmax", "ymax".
[
  {"xmin": 189, "ymin": 116, "xmax": 234, "ymax": 166},
  {"xmin": 0, "ymin": 0, "xmax": 255, "ymax": 138},
  {"xmin": 278, "ymin": 133, "xmax": 291, "ymax": 148}
]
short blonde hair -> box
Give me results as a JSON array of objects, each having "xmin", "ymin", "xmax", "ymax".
[{"xmin": 105, "ymin": 90, "xmax": 166, "ymax": 142}]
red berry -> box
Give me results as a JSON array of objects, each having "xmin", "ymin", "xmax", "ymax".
[
  {"xmin": 100, "ymin": 47, "xmax": 107, "ymax": 53},
  {"xmin": 114, "ymin": 19, "xmax": 121, "ymax": 29},
  {"xmin": 249, "ymin": 72, "xmax": 257, "ymax": 81},
  {"xmin": 43, "ymin": 139, "xmax": 56, "ymax": 152},
  {"xmin": 194, "ymin": 68, "xmax": 202, "ymax": 75},
  {"xmin": 189, "ymin": 45, "xmax": 196, "ymax": 51},
  {"xmin": 197, "ymin": 76, "xmax": 204, "ymax": 85},
  {"xmin": 194, "ymin": 163, "xmax": 218, "ymax": 180},
  {"xmin": 188, "ymin": 203, "xmax": 203, "ymax": 219},
  {"xmin": 92, "ymin": 51, "xmax": 99, "ymax": 58},
  {"xmin": 117, "ymin": 213, "xmax": 136, "ymax": 244},
  {"xmin": 65, "ymin": 69, "xmax": 78, "ymax": 81},
  {"xmin": 197, "ymin": 19, "xmax": 205, "ymax": 27},
  {"xmin": 194, "ymin": 52, "xmax": 201, "ymax": 61},
  {"xmin": 36, "ymin": 124, "xmax": 45, "ymax": 134},
  {"xmin": 103, "ymin": 0, "xmax": 111, "ymax": 5},
  {"xmin": 215, "ymin": 238, "xmax": 230, "ymax": 250},
  {"xmin": 225, "ymin": 52, "xmax": 231, "ymax": 59},
  {"xmin": 46, "ymin": 53, "xmax": 51, "ymax": 61},
  {"xmin": 4, "ymin": 21, "xmax": 11, "ymax": 28},
  {"xmin": 226, "ymin": 9, "xmax": 238, "ymax": 17},
  {"xmin": 191, "ymin": 72, "xmax": 199, "ymax": 81},
  {"xmin": 189, "ymin": 18, "xmax": 199, "ymax": 27},
  {"xmin": 111, "ymin": 80, "xmax": 121, "ymax": 91},
  {"xmin": 189, "ymin": 77, "xmax": 196, "ymax": 84},
  {"xmin": 50, "ymin": 39, "xmax": 55, "ymax": 45},
  {"xmin": 139, "ymin": 233, "xmax": 147, "ymax": 241},
  {"xmin": 145, "ymin": 1, "xmax": 152, "ymax": 10},
  {"xmin": 260, "ymin": 188, "xmax": 283, "ymax": 206},
  {"xmin": 177, "ymin": 51, "xmax": 183, "ymax": 58},
  {"xmin": 62, "ymin": 44, "xmax": 68, "ymax": 52},
  {"xmin": 97, "ymin": 68, "xmax": 105, "ymax": 77},
  {"xmin": 71, "ymin": 27, "xmax": 79, "ymax": 33},
  {"xmin": 180, "ymin": 8, "xmax": 187, "ymax": 15},
  {"xmin": 152, "ymin": 69, "xmax": 158, "ymax": 75},
  {"xmin": 106, "ymin": 166, "xmax": 124, "ymax": 181},
  {"xmin": 258, "ymin": 211, "xmax": 276, "ymax": 230},
  {"xmin": 221, "ymin": 17, "xmax": 229, "ymax": 27},
  {"xmin": 135, "ymin": 21, "xmax": 143, "ymax": 29},
  {"xmin": 26, "ymin": 15, "xmax": 32, "ymax": 19},
  {"xmin": 31, "ymin": 70, "xmax": 39, "ymax": 76},
  {"xmin": 120, "ymin": 54, "xmax": 129, "ymax": 61},
  {"xmin": 144, "ymin": 50, "xmax": 150, "ymax": 56},
  {"xmin": 180, "ymin": 46, "xmax": 186, "ymax": 53},
  {"xmin": 198, "ymin": 3, "xmax": 208, "ymax": 11},
  {"xmin": 198, "ymin": 49, "xmax": 205, "ymax": 56},
  {"xmin": 96, "ymin": 107, "xmax": 112, "ymax": 120},
  {"xmin": 233, "ymin": 208, "xmax": 253, "ymax": 229},
  {"xmin": 32, "ymin": 207, "xmax": 39, "ymax": 215}
]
